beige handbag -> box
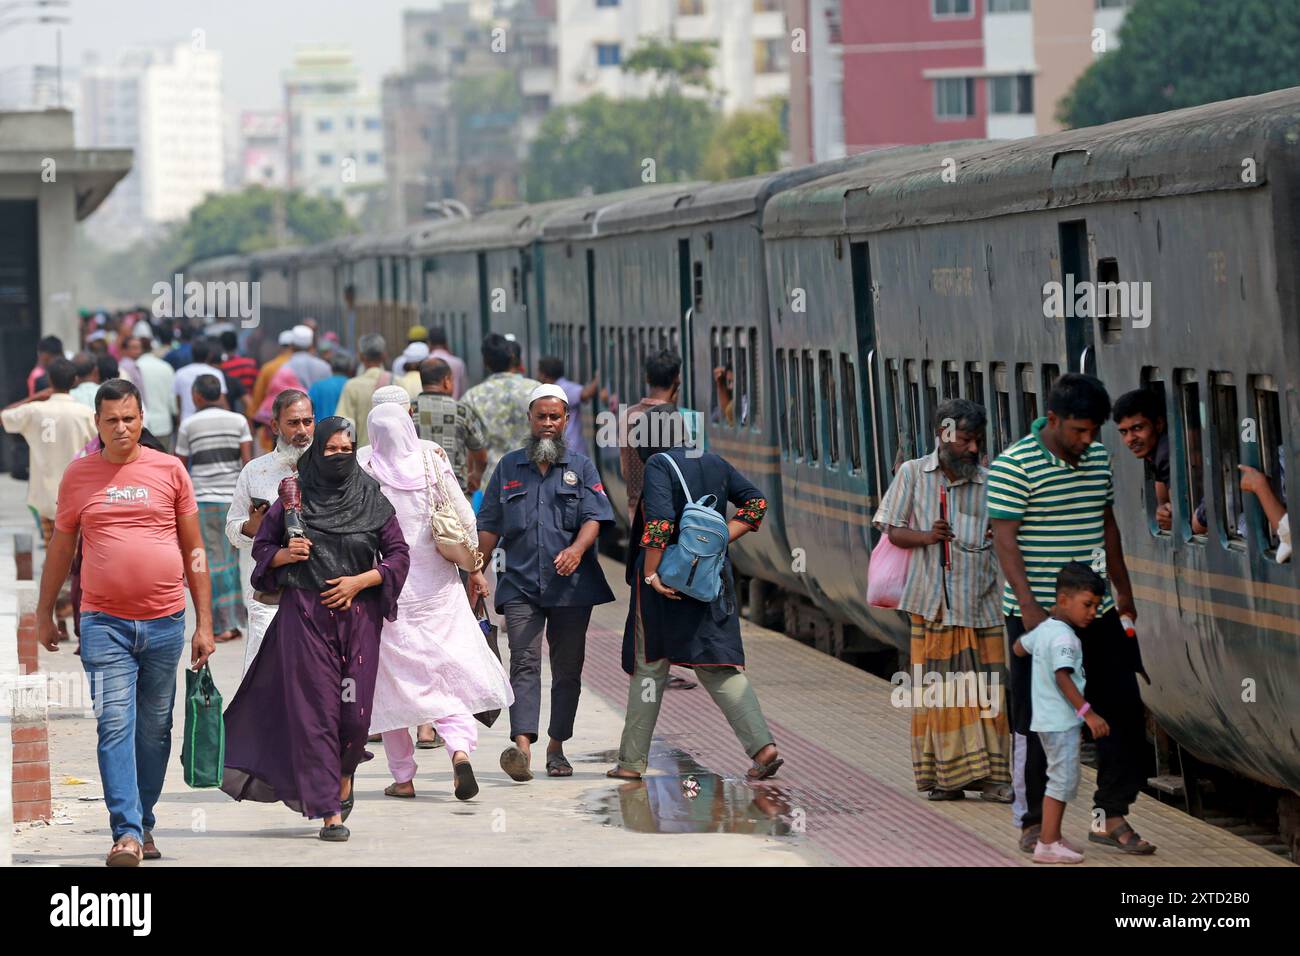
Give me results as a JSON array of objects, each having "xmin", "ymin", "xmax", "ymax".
[{"xmin": 424, "ymin": 449, "xmax": 483, "ymax": 572}]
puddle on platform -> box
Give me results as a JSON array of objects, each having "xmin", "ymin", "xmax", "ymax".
[{"xmin": 583, "ymin": 748, "xmax": 793, "ymax": 836}]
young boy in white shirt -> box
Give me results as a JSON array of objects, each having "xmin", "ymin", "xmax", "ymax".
[{"xmin": 1013, "ymin": 561, "xmax": 1111, "ymax": 864}]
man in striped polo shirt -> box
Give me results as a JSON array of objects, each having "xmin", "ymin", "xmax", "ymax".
[
  {"xmin": 988, "ymin": 374, "xmax": 1154, "ymax": 856},
  {"xmin": 176, "ymin": 374, "xmax": 253, "ymax": 644}
]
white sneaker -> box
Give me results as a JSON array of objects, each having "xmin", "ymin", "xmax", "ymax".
[{"xmin": 1033, "ymin": 839, "xmax": 1085, "ymax": 864}]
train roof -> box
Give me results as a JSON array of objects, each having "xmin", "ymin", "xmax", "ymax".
[
  {"xmin": 765, "ymin": 86, "xmax": 1300, "ymax": 239},
  {"xmin": 347, "ymin": 218, "xmax": 453, "ymax": 257},
  {"xmin": 539, "ymin": 182, "xmax": 708, "ymax": 241},
  {"xmin": 589, "ymin": 153, "xmax": 916, "ymax": 236},
  {"xmin": 187, "ymin": 252, "xmax": 250, "ymax": 276}
]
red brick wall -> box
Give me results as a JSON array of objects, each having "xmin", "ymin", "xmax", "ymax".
[{"xmin": 11, "ymin": 722, "xmax": 51, "ymax": 823}]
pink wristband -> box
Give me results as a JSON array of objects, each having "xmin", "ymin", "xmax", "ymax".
[{"xmin": 1076, "ymin": 702, "xmax": 1091, "ymax": 718}]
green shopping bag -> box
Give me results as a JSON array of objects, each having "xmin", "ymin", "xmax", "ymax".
[{"xmin": 181, "ymin": 664, "xmax": 225, "ymax": 788}]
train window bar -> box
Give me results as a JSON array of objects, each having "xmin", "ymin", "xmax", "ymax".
[
  {"xmin": 942, "ymin": 361, "xmax": 960, "ymax": 400},
  {"xmin": 616, "ymin": 328, "xmax": 627, "ymax": 410},
  {"xmin": 964, "ymin": 361, "xmax": 985, "ymax": 410},
  {"xmin": 1175, "ymin": 369, "xmax": 1207, "ymax": 542},
  {"xmin": 578, "ymin": 326, "xmax": 589, "ymax": 382},
  {"xmin": 788, "ymin": 350, "xmax": 804, "ymax": 459},
  {"xmin": 885, "ymin": 359, "xmax": 904, "ymax": 471},
  {"xmin": 709, "ymin": 327, "xmax": 721, "ymax": 423},
  {"xmin": 1017, "ymin": 363, "xmax": 1038, "ymax": 437},
  {"xmin": 1247, "ymin": 375, "xmax": 1284, "ymax": 555},
  {"xmin": 736, "ymin": 327, "xmax": 751, "ymax": 427},
  {"xmin": 923, "ymin": 360, "xmax": 939, "ymax": 442},
  {"xmin": 803, "ymin": 350, "xmax": 819, "ymax": 464},
  {"xmin": 905, "ymin": 360, "xmax": 923, "ymax": 460},
  {"xmin": 692, "ymin": 261, "xmax": 704, "ymax": 311},
  {"xmin": 746, "ymin": 327, "xmax": 758, "ymax": 429},
  {"xmin": 991, "ymin": 362, "xmax": 1012, "ymax": 456},
  {"xmin": 840, "ymin": 352, "xmax": 862, "ymax": 472},
  {"xmin": 1138, "ymin": 368, "xmax": 1171, "ymax": 537},
  {"xmin": 1210, "ymin": 372, "xmax": 1246, "ymax": 546},
  {"xmin": 1096, "ymin": 258, "xmax": 1123, "ymax": 344},
  {"xmin": 1041, "ymin": 363, "xmax": 1060, "ymax": 399},
  {"xmin": 820, "ymin": 350, "xmax": 839, "ymax": 466},
  {"xmin": 775, "ymin": 348, "xmax": 790, "ymax": 456}
]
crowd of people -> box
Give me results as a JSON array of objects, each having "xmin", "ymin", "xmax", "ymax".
[{"xmin": 12, "ymin": 308, "xmax": 1278, "ymax": 867}]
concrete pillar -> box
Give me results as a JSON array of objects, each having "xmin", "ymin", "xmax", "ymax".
[{"xmin": 37, "ymin": 176, "xmax": 79, "ymax": 349}]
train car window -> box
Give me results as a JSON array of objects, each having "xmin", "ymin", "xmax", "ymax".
[
  {"xmin": 747, "ymin": 328, "xmax": 759, "ymax": 427},
  {"xmin": 1096, "ymin": 258, "xmax": 1123, "ymax": 344},
  {"xmin": 964, "ymin": 361, "xmax": 984, "ymax": 409},
  {"xmin": 885, "ymin": 359, "xmax": 903, "ymax": 470},
  {"xmin": 1017, "ymin": 363, "xmax": 1038, "ymax": 436},
  {"xmin": 905, "ymin": 360, "xmax": 923, "ymax": 460},
  {"xmin": 775, "ymin": 348, "xmax": 789, "ymax": 455},
  {"xmin": 820, "ymin": 350, "xmax": 839, "ymax": 466},
  {"xmin": 1249, "ymin": 375, "xmax": 1284, "ymax": 553},
  {"xmin": 617, "ymin": 329, "xmax": 627, "ymax": 407},
  {"xmin": 1041, "ymin": 363, "xmax": 1060, "ymax": 400},
  {"xmin": 709, "ymin": 327, "xmax": 721, "ymax": 421},
  {"xmin": 942, "ymin": 361, "xmax": 960, "ymax": 400},
  {"xmin": 1175, "ymin": 369, "xmax": 1207, "ymax": 540},
  {"xmin": 511, "ymin": 267, "xmax": 520, "ymax": 303},
  {"xmin": 669, "ymin": 327, "xmax": 679, "ymax": 354},
  {"xmin": 991, "ymin": 363, "xmax": 1012, "ymax": 455},
  {"xmin": 840, "ymin": 353, "xmax": 862, "ymax": 472},
  {"xmin": 788, "ymin": 351, "xmax": 803, "ymax": 458},
  {"xmin": 578, "ymin": 326, "xmax": 589, "ymax": 381},
  {"xmin": 1138, "ymin": 367, "xmax": 1170, "ymax": 535},
  {"xmin": 803, "ymin": 350, "xmax": 819, "ymax": 464},
  {"xmin": 1210, "ymin": 372, "xmax": 1245, "ymax": 544},
  {"xmin": 377, "ymin": 260, "xmax": 385, "ymax": 301},
  {"xmin": 735, "ymin": 327, "xmax": 751, "ymax": 427},
  {"xmin": 922, "ymin": 361, "xmax": 938, "ymax": 440},
  {"xmin": 693, "ymin": 261, "xmax": 704, "ymax": 311}
]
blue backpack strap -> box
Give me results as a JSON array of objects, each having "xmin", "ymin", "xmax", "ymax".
[{"xmin": 652, "ymin": 451, "xmax": 694, "ymax": 502}]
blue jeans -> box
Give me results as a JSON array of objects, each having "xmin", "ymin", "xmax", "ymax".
[{"xmin": 79, "ymin": 609, "xmax": 186, "ymax": 842}]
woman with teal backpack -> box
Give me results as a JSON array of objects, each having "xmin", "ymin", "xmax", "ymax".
[{"xmin": 607, "ymin": 404, "xmax": 784, "ymax": 782}]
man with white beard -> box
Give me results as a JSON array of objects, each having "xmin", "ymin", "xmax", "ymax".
[
  {"xmin": 224, "ymin": 389, "xmax": 315, "ymax": 674},
  {"xmin": 477, "ymin": 383, "xmax": 615, "ymax": 781}
]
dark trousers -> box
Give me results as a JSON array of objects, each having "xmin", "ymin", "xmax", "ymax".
[
  {"xmin": 1007, "ymin": 609, "xmax": 1150, "ymax": 827},
  {"xmin": 502, "ymin": 601, "xmax": 593, "ymax": 743}
]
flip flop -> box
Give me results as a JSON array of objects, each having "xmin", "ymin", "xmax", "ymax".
[
  {"xmin": 141, "ymin": 830, "xmax": 161, "ymax": 860},
  {"xmin": 453, "ymin": 761, "xmax": 479, "ymax": 801},
  {"xmin": 545, "ymin": 753, "xmax": 573, "ymax": 777},
  {"xmin": 499, "ymin": 745, "xmax": 533, "ymax": 782},
  {"xmin": 383, "ymin": 782, "xmax": 416, "ymax": 798},
  {"xmin": 1088, "ymin": 820, "xmax": 1156, "ymax": 854},
  {"xmin": 606, "ymin": 767, "xmax": 643, "ymax": 780},
  {"xmin": 106, "ymin": 836, "xmax": 142, "ymax": 867},
  {"xmin": 318, "ymin": 824, "xmax": 350, "ymax": 842},
  {"xmin": 416, "ymin": 730, "xmax": 445, "ymax": 750},
  {"xmin": 747, "ymin": 755, "xmax": 784, "ymax": 780},
  {"xmin": 927, "ymin": 788, "xmax": 965, "ymax": 801}
]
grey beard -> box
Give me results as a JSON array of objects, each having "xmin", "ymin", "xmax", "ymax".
[
  {"xmin": 526, "ymin": 435, "xmax": 562, "ymax": 465},
  {"xmin": 276, "ymin": 438, "xmax": 307, "ymax": 464},
  {"xmin": 940, "ymin": 446, "xmax": 980, "ymax": 481}
]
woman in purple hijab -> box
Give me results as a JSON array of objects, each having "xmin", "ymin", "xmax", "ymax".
[{"xmin": 220, "ymin": 416, "xmax": 410, "ymax": 842}]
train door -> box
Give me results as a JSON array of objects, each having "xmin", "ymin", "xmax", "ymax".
[
  {"xmin": 677, "ymin": 238, "xmax": 695, "ymax": 410},
  {"xmin": 849, "ymin": 240, "xmax": 882, "ymax": 505},
  {"xmin": 1058, "ymin": 219, "xmax": 1095, "ymax": 375},
  {"xmin": 476, "ymin": 252, "xmax": 490, "ymax": 344}
]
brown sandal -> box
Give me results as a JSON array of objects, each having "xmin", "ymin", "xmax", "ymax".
[
  {"xmin": 747, "ymin": 755, "xmax": 784, "ymax": 780},
  {"xmin": 1088, "ymin": 820, "xmax": 1156, "ymax": 854},
  {"xmin": 141, "ymin": 830, "xmax": 161, "ymax": 860},
  {"xmin": 106, "ymin": 836, "xmax": 142, "ymax": 867},
  {"xmin": 606, "ymin": 767, "xmax": 642, "ymax": 780},
  {"xmin": 383, "ymin": 781, "xmax": 416, "ymax": 798}
]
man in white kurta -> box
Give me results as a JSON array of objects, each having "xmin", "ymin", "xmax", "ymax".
[{"xmin": 224, "ymin": 389, "xmax": 315, "ymax": 674}]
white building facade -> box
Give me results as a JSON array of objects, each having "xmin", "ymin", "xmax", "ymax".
[{"xmin": 554, "ymin": 0, "xmax": 789, "ymax": 113}]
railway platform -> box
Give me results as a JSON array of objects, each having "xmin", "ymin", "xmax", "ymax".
[{"xmin": 6, "ymin": 510, "xmax": 1290, "ymax": 867}]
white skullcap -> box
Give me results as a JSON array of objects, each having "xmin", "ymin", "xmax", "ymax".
[
  {"xmin": 291, "ymin": 324, "xmax": 314, "ymax": 349},
  {"xmin": 371, "ymin": 384, "xmax": 411, "ymax": 407},
  {"xmin": 528, "ymin": 383, "xmax": 569, "ymax": 408},
  {"xmin": 402, "ymin": 341, "xmax": 430, "ymax": 364},
  {"xmin": 132, "ymin": 319, "xmax": 154, "ymax": 339},
  {"xmin": 87, "ymin": 329, "xmax": 108, "ymax": 342},
  {"xmin": 278, "ymin": 329, "xmax": 295, "ymax": 346}
]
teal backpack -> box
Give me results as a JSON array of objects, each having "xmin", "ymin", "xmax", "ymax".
[{"xmin": 651, "ymin": 453, "xmax": 730, "ymax": 603}]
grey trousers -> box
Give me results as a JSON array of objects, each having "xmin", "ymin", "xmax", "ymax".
[{"xmin": 502, "ymin": 601, "xmax": 593, "ymax": 743}]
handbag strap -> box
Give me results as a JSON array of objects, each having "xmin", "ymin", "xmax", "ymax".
[{"xmin": 652, "ymin": 451, "xmax": 695, "ymax": 502}]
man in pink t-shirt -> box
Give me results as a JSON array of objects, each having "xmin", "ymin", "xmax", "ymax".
[{"xmin": 36, "ymin": 377, "xmax": 214, "ymax": 867}]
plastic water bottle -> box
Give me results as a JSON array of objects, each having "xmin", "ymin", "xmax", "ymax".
[{"xmin": 1120, "ymin": 614, "xmax": 1136, "ymax": 638}]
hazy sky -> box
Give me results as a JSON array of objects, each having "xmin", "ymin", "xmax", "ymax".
[{"xmin": 0, "ymin": 0, "xmax": 444, "ymax": 117}]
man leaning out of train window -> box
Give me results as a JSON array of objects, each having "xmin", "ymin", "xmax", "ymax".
[
  {"xmin": 1112, "ymin": 389, "xmax": 1172, "ymax": 531},
  {"xmin": 1240, "ymin": 461, "xmax": 1290, "ymax": 562}
]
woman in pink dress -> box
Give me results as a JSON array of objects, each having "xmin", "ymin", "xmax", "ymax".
[{"xmin": 359, "ymin": 402, "xmax": 513, "ymax": 800}]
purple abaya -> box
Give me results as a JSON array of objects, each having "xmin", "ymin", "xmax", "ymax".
[{"xmin": 221, "ymin": 501, "xmax": 410, "ymax": 819}]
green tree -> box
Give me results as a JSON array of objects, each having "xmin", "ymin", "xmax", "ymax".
[
  {"xmin": 524, "ymin": 39, "xmax": 719, "ymax": 201},
  {"xmin": 180, "ymin": 185, "xmax": 356, "ymax": 262},
  {"xmin": 701, "ymin": 98, "xmax": 786, "ymax": 180},
  {"xmin": 1058, "ymin": 0, "xmax": 1300, "ymax": 128}
]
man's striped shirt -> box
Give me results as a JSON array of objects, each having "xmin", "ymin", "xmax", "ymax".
[
  {"xmin": 174, "ymin": 406, "xmax": 251, "ymax": 503},
  {"xmin": 986, "ymin": 417, "xmax": 1115, "ymax": 616}
]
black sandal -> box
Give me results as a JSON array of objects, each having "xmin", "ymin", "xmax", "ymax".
[
  {"xmin": 340, "ymin": 773, "xmax": 355, "ymax": 822},
  {"xmin": 545, "ymin": 753, "xmax": 573, "ymax": 777},
  {"xmin": 1088, "ymin": 820, "xmax": 1156, "ymax": 854},
  {"xmin": 747, "ymin": 755, "xmax": 784, "ymax": 780},
  {"xmin": 319, "ymin": 824, "xmax": 350, "ymax": 842},
  {"xmin": 453, "ymin": 761, "xmax": 479, "ymax": 800}
]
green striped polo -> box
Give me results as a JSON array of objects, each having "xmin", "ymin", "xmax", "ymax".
[{"xmin": 986, "ymin": 417, "xmax": 1115, "ymax": 616}]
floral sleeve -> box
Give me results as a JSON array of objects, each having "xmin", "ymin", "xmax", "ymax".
[
  {"xmin": 641, "ymin": 518, "xmax": 674, "ymax": 550},
  {"xmin": 735, "ymin": 498, "xmax": 767, "ymax": 531}
]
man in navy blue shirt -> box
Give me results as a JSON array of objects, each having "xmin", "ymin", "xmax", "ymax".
[{"xmin": 477, "ymin": 383, "xmax": 615, "ymax": 782}]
